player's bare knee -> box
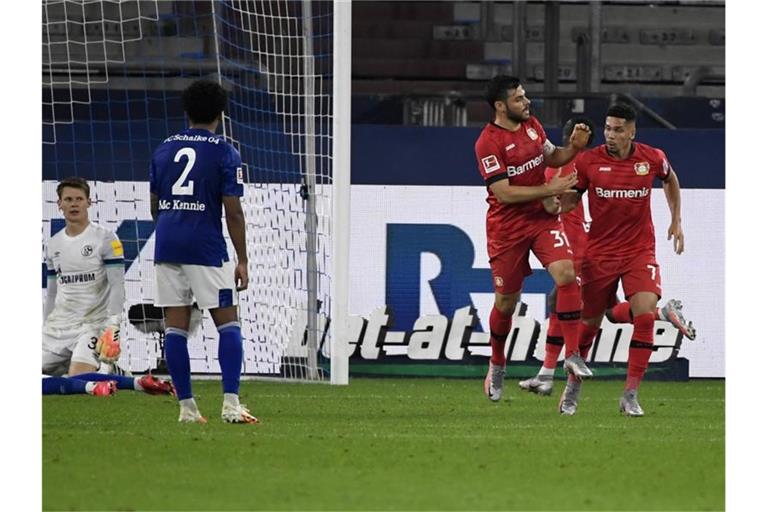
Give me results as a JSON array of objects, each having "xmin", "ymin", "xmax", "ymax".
[
  {"xmin": 630, "ymin": 292, "xmax": 658, "ymax": 317},
  {"xmin": 548, "ymin": 261, "xmax": 576, "ymax": 286},
  {"xmin": 494, "ymin": 292, "xmax": 519, "ymax": 315},
  {"xmin": 68, "ymin": 361, "xmax": 98, "ymax": 376},
  {"xmin": 163, "ymin": 306, "xmax": 192, "ymax": 331},
  {"xmin": 210, "ymin": 306, "xmax": 239, "ymax": 327}
]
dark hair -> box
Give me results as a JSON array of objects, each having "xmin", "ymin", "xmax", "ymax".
[
  {"xmin": 182, "ymin": 79, "xmax": 227, "ymax": 124},
  {"xmin": 563, "ymin": 116, "xmax": 596, "ymax": 146},
  {"xmin": 606, "ymin": 103, "xmax": 637, "ymax": 122},
  {"xmin": 56, "ymin": 176, "xmax": 90, "ymax": 199},
  {"xmin": 485, "ymin": 75, "xmax": 522, "ymax": 109}
]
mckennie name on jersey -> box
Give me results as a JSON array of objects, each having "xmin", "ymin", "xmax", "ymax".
[{"xmin": 150, "ymin": 128, "xmax": 244, "ymax": 267}]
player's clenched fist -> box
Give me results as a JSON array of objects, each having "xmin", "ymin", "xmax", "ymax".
[{"xmin": 569, "ymin": 123, "xmax": 592, "ymax": 150}]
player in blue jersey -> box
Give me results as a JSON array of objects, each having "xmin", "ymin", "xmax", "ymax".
[{"xmin": 150, "ymin": 79, "xmax": 256, "ymax": 424}]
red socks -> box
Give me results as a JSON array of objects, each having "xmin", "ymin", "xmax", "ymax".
[
  {"xmin": 489, "ymin": 305, "xmax": 512, "ymax": 366},
  {"xmin": 608, "ymin": 301, "xmax": 632, "ymax": 323},
  {"xmin": 556, "ymin": 281, "xmax": 582, "ymax": 357},
  {"xmin": 626, "ymin": 312, "xmax": 655, "ymax": 390},
  {"xmin": 543, "ymin": 312, "xmax": 563, "ymax": 369},
  {"xmin": 577, "ymin": 323, "xmax": 600, "ymax": 360},
  {"xmin": 609, "ymin": 301, "xmax": 664, "ymax": 323}
]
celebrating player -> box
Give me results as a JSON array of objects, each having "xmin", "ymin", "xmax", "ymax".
[
  {"xmin": 150, "ymin": 79, "xmax": 256, "ymax": 424},
  {"xmin": 515, "ymin": 117, "xmax": 595, "ymax": 398},
  {"xmin": 518, "ymin": 120, "xmax": 695, "ymax": 408},
  {"xmin": 43, "ymin": 177, "xmax": 175, "ymax": 395},
  {"xmin": 570, "ymin": 103, "xmax": 686, "ymax": 417},
  {"xmin": 474, "ymin": 76, "xmax": 592, "ymax": 402}
]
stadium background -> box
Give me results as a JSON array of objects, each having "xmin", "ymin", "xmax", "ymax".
[
  {"xmin": 37, "ymin": 2, "xmax": 728, "ymax": 511},
  {"xmin": 42, "ymin": 0, "xmax": 724, "ymax": 378}
]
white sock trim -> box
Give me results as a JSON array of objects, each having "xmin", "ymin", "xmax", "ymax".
[
  {"xmin": 180, "ymin": 397, "xmax": 198, "ymax": 411},
  {"xmin": 538, "ymin": 367, "xmax": 555, "ymax": 377},
  {"xmin": 223, "ymin": 393, "xmax": 240, "ymax": 407}
]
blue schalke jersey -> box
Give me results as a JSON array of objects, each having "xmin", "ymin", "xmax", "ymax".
[{"xmin": 150, "ymin": 128, "xmax": 244, "ymax": 266}]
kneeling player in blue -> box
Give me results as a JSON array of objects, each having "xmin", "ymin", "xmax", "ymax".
[{"xmin": 150, "ymin": 79, "xmax": 257, "ymax": 424}]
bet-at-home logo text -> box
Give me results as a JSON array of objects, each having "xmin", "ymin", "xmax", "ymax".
[{"xmin": 289, "ymin": 305, "xmax": 681, "ymax": 365}]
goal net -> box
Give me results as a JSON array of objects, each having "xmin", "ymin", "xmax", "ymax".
[{"xmin": 42, "ymin": 0, "xmax": 350, "ymax": 383}]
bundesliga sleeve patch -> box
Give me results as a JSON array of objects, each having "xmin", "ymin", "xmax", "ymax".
[
  {"xmin": 111, "ymin": 239, "xmax": 124, "ymax": 257},
  {"xmin": 481, "ymin": 155, "xmax": 501, "ymax": 174},
  {"xmin": 236, "ymin": 166, "xmax": 244, "ymax": 184}
]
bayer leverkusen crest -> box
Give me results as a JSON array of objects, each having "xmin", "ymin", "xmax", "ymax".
[
  {"xmin": 634, "ymin": 161, "xmax": 650, "ymax": 176},
  {"xmin": 526, "ymin": 127, "xmax": 539, "ymax": 140}
]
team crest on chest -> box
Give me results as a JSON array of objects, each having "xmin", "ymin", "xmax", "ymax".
[
  {"xmin": 634, "ymin": 161, "xmax": 650, "ymax": 176},
  {"xmin": 526, "ymin": 127, "xmax": 539, "ymax": 141},
  {"xmin": 81, "ymin": 244, "xmax": 94, "ymax": 257}
]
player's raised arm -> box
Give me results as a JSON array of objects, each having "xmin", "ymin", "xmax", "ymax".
[{"xmin": 543, "ymin": 123, "xmax": 592, "ymax": 168}]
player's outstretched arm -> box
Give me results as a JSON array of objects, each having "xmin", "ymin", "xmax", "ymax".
[
  {"xmin": 490, "ymin": 168, "xmax": 578, "ymax": 205},
  {"xmin": 543, "ymin": 123, "xmax": 592, "ymax": 168},
  {"xmin": 663, "ymin": 169, "xmax": 684, "ymax": 254},
  {"xmin": 223, "ymin": 195, "xmax": 249, "ymax": 291}
]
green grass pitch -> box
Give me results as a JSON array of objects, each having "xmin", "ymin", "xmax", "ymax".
[{"xmin": 43, "ymin": 378, "xmax": 724, "ymax": 511}]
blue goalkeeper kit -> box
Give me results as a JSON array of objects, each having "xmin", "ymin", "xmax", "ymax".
[{"xmin": 150, "ymin": 128, "xmax": 244, "ymax": 266}]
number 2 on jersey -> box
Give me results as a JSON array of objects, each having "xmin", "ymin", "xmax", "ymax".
[{"xmin": 172, "ymin": 147, "xmax": 196, "ymax": 195}]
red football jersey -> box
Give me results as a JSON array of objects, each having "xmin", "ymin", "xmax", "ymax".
[
  {"xmin": 544, "ymin": 162, "xmax": 587, "ymax": 256},
  {"xmin": 574, "ymin": 142, "xmax": 672, "ymax": 261},
  {"xmin": 474, "ymin": 116, "xmax": 554, "ymax": 257}
]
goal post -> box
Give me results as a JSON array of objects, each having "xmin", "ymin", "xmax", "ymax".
[
  {"xmin": 41, "ymin": 0, "xmax": 351, "ymax": 384},
  {"xmin": 331, "ymin": 0, "xmax": 350, "ymax": 385}
]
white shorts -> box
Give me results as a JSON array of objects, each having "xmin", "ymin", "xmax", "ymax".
[
  {"xmin": 155, "ymin": 261, "xmax": 238, "ymax": 310},
  {"xmin": 42, "ymin": 324, "xmax": 101, "ymax": 376}
]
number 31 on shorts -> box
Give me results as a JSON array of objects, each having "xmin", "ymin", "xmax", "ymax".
[{"xmin": 549, "ymin": 229, "xmax": 570, "ymax": 248}]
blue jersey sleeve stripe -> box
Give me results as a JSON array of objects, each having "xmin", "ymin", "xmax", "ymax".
[
  {"xmin": 46, "ymin": 269, "xmax": 56, "ymax": 277},
  {"xmin": 103, "ymin": 258, "xmax": 125, "ymax": 266}
]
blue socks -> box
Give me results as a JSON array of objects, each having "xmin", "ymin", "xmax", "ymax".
[
  {"xmin": 165, "ymin": 327, "xmax": 193, "ymax": 400},
  {"xmin": 160, "ymin": 321, "xmax": 243, "ymax": 400},
  {"xmin": 68, "ymin": 372, "xmax": 135, "ymax": 390},
  {"xmin": 42, "ymin": 377, "xmax": 87, "ymax": 395},
  {"xmin": 217, "ymin": 322, "xmax": 243, "ymax": 395}
]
